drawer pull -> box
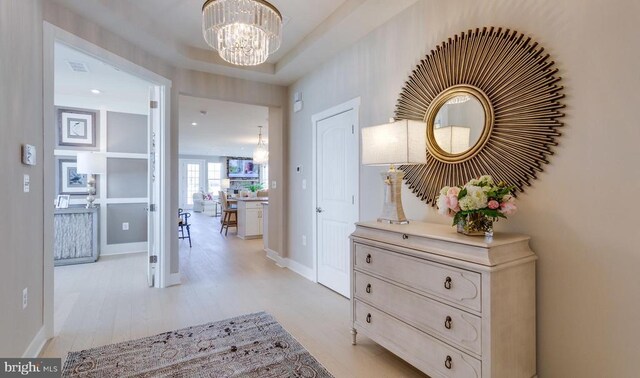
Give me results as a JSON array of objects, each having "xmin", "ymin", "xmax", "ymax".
[
  {"xmin": 444, "ymin": 276, "xmax": 452, "ymax": 290},
  {"xmin": 402, "ymin": 233, "xmax": 409, "ymax": 240},
  {"xmin": 366, "ymin": 313, "xmax": 372, "ymax": 323},
  {"xmin": 444, "ymin": 316, "xmax": 452, "ymax": 330},
  {"xmin": 366, "ymin": 254, "xmax": 372, "ymax": 264},
  {"xmin": 445, "ymin": 355, "xmax": 452, "ymax": 369},
  {"xmin": 365, "ymin": 284, "xmax": 372, "ymax": 293}
]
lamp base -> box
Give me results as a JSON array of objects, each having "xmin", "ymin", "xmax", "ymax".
[
  {"xmin": 377, "ymin": 168, "xmax": 409, "ymax": 224},
  {"xmin": 86, "ymin": 175, "xmax": 96, "ymax": 208}
]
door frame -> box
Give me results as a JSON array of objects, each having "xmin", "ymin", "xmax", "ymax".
[
  {"xmin": 43, "ymin": 22, "xmax": 173, "ymax": 341},
  {"xmin": 311, "ymin": 97, "xmax": 361, "ymax": 283}
]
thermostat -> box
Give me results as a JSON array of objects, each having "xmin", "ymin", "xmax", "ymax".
[{"xmin": 22, "ymin": 144, "xmax": 36, "ymax": 165}]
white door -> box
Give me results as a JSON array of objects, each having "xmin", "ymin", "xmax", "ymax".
[
  {"xmin": 179, "ymin": 160, "xmax": 204, "ymax": 209},
  {"xmin": 147, "ymin": 87, "xmax": 161, "ymax": 287},
  {"xmin": 315, "ymin": 109, "xmax": 359, "ymax": 297}
]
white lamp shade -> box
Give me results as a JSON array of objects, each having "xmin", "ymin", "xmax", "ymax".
[
  {"xmin": 361, "ymin": 119, "xmax": 427, "ymax": 165},
  {"xmin": 434, "ymin": 126, "xmax": 471, "ymax": 154},
  {"xmin": 221, "ymin": 179, "xmax": 231, "ymax": 189},
  {"xmin": 76, "ymin": 152, "xmax": 106, "ymax": 174}
]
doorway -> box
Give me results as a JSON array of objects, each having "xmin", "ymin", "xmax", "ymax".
[
  {"xmin": 43, "ymin": 23, "xmax": 172, "ymax": 341},
  {"xmin": 312, "ymin": 98, "xmax": 360, "ymax": 298}
]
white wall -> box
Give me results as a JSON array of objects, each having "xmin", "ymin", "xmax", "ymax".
[{"xmin": 287, "ymin": 0, "xmax": 640, "ymax": 376}]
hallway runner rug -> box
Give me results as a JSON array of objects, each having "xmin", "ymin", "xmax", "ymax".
[{"xmin": 62, "ymin": 311, "xmax": 334, "ymax": 377}]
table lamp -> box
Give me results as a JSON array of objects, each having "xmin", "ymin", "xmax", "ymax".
[
  {"xmin": 77, "ymin": 152, "xmax": 106, "ymax": 208},
  {"xmin": 361, "ymin": 119, "xmax": 427, "ymax": 224}
]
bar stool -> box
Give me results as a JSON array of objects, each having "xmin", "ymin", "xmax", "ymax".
[{"xmin": 219, "ymin": 191, "xmax": 237, "ymax": 236}]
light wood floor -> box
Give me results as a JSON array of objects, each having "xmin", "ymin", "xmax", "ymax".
[{"xmin": 42, "ymin": 212, "xmax": 426, "ymax": 377}]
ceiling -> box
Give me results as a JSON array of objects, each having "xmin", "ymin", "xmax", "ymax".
[
  {"xmin": 50, "ymin": 0, "xmax": 419, "ymax": 85},
  {"xmin": 55, "ymin": 42, "xmax": 151, "ymax": 114},
  {"xmin": 179, "ymin": 95, "xmax": 269, "ymax": 157}
]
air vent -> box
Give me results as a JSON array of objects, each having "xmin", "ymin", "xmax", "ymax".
[{"xmin": 66, "ymin": 61, "xmax": 89, "ymax": 73}]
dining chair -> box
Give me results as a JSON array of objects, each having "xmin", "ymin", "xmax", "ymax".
[{"xmin": 178, "ymin": 208, "xmax": 192, "ymax": 247}]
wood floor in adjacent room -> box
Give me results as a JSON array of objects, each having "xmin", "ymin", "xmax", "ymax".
[{"xmin": 42, "ymin": 212, "xmax": 425, "ymax": 377}]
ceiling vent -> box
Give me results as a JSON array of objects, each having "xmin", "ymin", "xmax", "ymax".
[{"xmin": 66, "ymin": 61, "xmax": 89, "ymax": 73}]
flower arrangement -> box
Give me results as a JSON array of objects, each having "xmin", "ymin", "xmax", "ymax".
[{"xmin": 437, "ymin": 175, "xmax": 517, "ymax": 236}]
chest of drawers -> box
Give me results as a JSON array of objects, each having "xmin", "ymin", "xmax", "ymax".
[{"xmin": 350, "ymin": 221, "xmax": 536, "ymax": 378}]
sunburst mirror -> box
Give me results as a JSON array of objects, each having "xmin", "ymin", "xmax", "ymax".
[{"xmin": 395, "ymin": 27, "xmax": 565, "ymax": 205}]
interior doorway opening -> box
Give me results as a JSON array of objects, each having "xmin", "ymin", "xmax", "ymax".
[{"xmin": 43, "ymin": 23, "xmax": 172, "ymax": 342}]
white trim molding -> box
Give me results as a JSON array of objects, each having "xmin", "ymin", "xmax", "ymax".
[
  {"xmin": 265, "ymin": 249, "xmax": 316, "ymax": 282},
  {"xmin": 167, "ymin": 272, "xmax": 182, "ymax": 287},
  {"xmin": 22, "ymin": 326, "xmax": 47, "ymax": 358},
  {"xmin": 101, "ymin": 242, "xmax": 148, "ymax": 256}
]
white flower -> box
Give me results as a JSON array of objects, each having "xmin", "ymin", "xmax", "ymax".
[
  {"xmin": 479, "ymin": 175, "xmax": 494, "ymax": 185},
  {"xmin": 436, "ymin": 194, "xmax": 449, "ymax": 215},
  {"xmin": 440, "ymin": 186, "xmax": 450, "ymax": 196},
  {"xmin": 459, "ymin": 185, "xmax": 488, "ymax": 211}
]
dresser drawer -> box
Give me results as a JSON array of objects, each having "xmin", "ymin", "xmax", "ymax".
[
  {"xmin": 354, "ymin": 300, "xmax": 482, "ymax": 378},
  {"xmin": 354, "ymin": 243, "xmax": 482, "ymax": 312},
  {"xmin": 354, "ymin": 271, "xmax": 482, "ymax": 355}
]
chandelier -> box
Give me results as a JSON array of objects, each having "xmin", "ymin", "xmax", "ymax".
[
  {"xmin": 202, "ymin": 0, "xmax": 283, "ymax": 66},
  {"xmin": 445, "ymin": 94, "xmax": 471, "ymax": 105},
  {"xmin": 253, "ymin": 126, "xmax": 268, "ymax": 164}
]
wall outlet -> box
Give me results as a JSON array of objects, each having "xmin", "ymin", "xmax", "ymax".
[
  {"xmin": 22, "ymin": 288, "xmax": 28, "ymax": 310},
  {"xmin": 271, "ymin": 181, "xmax": 277, "ymax": 189},
  {"xmin": 302, "ymin": 235, "xmax": 307, "ymax": 246},
  {"xmin": 122, "ymin": 222, "xmax": 129, "ymax": 231}
]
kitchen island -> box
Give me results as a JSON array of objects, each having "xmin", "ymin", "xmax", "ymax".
[{"xmin": 236, "ymin": 197, "xmax": 268, "ymax": 239}]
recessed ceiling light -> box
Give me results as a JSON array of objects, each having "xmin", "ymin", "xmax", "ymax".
[
  {"xmin": 90, "ymin": 89, "xmax": 101, "ymax": 94},
  {"xmin": 191, "ymin": 122, "xmax": 198, "ymax": 126}
]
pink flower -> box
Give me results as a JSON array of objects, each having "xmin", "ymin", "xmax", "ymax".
[
  {"xmin": 445, "ymin": 195, "xmax": 460, "ymax": 213},
  {"xmin": 488, "ymin": 200, "xmax": 500, "ymax": 210},
  {"xmin": 446, "ymin": 187, "xmax": 460, "ymax": 197},
  {"xmin": 499, "ymin": 201, "xmax": 517, "ymax": 216}
]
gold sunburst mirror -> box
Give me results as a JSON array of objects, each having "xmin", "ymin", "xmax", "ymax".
[{"xmin": 396, "ymin": 27, "xmax": 565, "ymax": 205}]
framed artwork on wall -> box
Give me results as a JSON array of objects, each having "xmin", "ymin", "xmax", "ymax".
[
  {"xmin": 57, "ymin": 108, "xmax": 97, "ymax": 147},
  {"xmin": 58, "ymin": 158, "xmax": 88, "ymax": 194}
]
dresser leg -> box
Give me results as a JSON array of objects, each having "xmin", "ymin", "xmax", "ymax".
[{"xmin": 350, "ymin": 328, "xmax": 357, "ymax": 345}]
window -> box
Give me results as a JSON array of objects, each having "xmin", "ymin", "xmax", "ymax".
[
  {"xmin": 186, "ymin": 163, "xmax": 201, "ymax": 205},
  {"xmin": 207, "ymin": 162, "xmax": 222, "ymax": 194}
]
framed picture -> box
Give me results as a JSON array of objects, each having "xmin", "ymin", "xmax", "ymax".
[
  {"xmin": 57, "ymin": 108, "xmax": 97, "ymax": 147},
  {"xmin": 58, "ymin": 158, "xmax": 88, "ymax": 194},
  {"xmin": 55, "ymin": 195, "xmax": 70, "ymax": 209}
]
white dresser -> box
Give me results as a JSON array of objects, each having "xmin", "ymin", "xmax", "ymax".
[{"xmin": 350, "ymin": 221, "xmax": 536, "ymax": 378}]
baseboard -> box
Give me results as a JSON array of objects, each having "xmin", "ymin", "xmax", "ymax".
[
  {"xmin": 265, "ymin": 248, "xmax": 286, "ymax": 268},
  {"xmin": 265, "ymin": 249, "xmax": 315, "ymax": 282},
  {"xmin": 101, "ymin": 242, "xmax": 147, "ymax": 256},
  {"xmin": 167, "ymin": 272, "xmax": 181, "ymax": 287},
  {"xmin": 22, "ymin": 326, "xmax": 47, "ymax": 358}
]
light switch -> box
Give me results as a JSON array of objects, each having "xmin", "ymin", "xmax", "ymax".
[
  {"xmin": 271, "ymin": 181, "xmax": 277, "ymax": 189},
  {"xmin": 23, "ymin": 174, "xmax": 30, "ymax": 193},
  {"xmin": 122, "ymin": 222, "xmax": 129, "ymax": 231},
  {"xmin": 302, "ymin": 179, "xmax": 307, "ymax": 190}
]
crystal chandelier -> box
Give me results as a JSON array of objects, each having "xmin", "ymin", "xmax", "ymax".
[
  {"xmin": 445, "ymin": 95, "xmax": 471, "ymax": 105},
  {"xmin": 253, "ymin": 126, "xmax": 268, "ymax": 164},
  {"xmin": 202, "ymin": 0, "xmax": 283, "ymax": 66}
]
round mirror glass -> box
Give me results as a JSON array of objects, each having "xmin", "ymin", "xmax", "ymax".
[{"xmin": 432, "ymin": 93, "xmax": 485, "ymax": 154}]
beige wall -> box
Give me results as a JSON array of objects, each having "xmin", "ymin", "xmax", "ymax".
[
  {"xmin": 287, "ymin": 0, "xmax": 640, "ymax": 376},
  {"xmin": 0, "ymin": 0, "xmax": 44, "ymax": 357}
]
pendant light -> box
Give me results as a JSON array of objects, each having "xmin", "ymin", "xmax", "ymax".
[
  {"xmin": 253, "ymin": 126, "xmax": 268, "ymax": 164},
  {"xmin": 202, "ymin": 0, "xmax": 283, "ymax": 66}
]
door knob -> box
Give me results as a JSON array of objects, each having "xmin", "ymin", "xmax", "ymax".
[{"xmin": 316, "ymin": 207, "xmax": 324, "ymax": 213}]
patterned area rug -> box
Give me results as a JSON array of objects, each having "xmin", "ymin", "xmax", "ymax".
[{"xmin": 62, "ymin": 312, "xmax": 334, "ymax": 377}]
